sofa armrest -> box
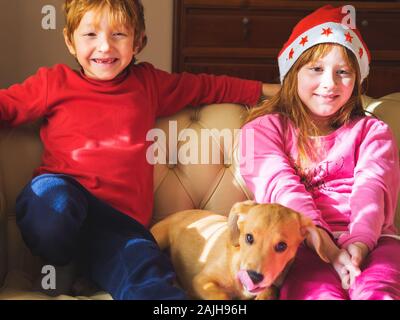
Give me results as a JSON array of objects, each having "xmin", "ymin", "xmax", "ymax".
[
  {"xmin": 0, "ymin": 123, "xmax": 43, "ymax": 288},
  {"xmin": 363, "ymin": 93, "xmax": 400, "ymax": 231},
  {"xmin": 0, "ymin": 132, "xmax": 9, "ymax": 287},
  {"xmin": 363, "ymin": 93, "xmax": 400, "ymax": 147}
]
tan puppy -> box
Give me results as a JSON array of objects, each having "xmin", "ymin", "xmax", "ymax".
[{"xmin": 151, "ymin": 201, "xmax": 329, "ymax": 300}]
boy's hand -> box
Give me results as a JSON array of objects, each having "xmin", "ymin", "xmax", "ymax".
[
  {"xmin": 261, "ymin": 83, "xmax": 280, "ymax": 99},
  {"xmin": 346, "ymin": 242, "xmax": 369, "ymax": 269}
]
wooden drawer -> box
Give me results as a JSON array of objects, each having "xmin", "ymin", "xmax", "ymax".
[
  {"xmin": 367, "ymin": 63, "xmax": 400, "ymax": 98},
  {"xmin": 357, "ymin": 11, "xmax": 400, "ymax": 51},
  {"xmin": 184, "ymin": 10, "xmax": 303, "ymax": 49},
  {"xmin": 183, "ymin": 7, "xmax": 400, "ymax": 51},
  {"xmin": 184, "ymin": 49, "xmax": 280, "ymax": 80},
  {"xmin": 174, "ymin": 0, "xmax": 400, "ymax": 98},
  {"xmin": 185, "ymin": 62, "xmax": 280, "ymax": 83}
]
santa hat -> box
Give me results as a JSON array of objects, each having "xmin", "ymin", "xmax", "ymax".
[{"xmin": 278, "ymin": 5, "xmax": 371, "ymax": 83}]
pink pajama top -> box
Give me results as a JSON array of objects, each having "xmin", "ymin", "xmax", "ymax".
[{"xmin": 240, "ymin": 113, "xmax": 400, "ymax": 251}]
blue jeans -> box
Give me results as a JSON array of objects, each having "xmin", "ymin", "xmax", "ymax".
[{"xmin": 15, "ymin": 173, "xmax": 186, "ymax": 300}]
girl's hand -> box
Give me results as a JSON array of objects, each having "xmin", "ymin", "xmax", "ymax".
[
  {"xmin": 330, "ymin": 248, "xmax": 361, "ymax": 290},
  {"xmin": 309, "ymin": 228, "xmax": 361, "ymax": 290},
  {"xmin": 346, "ymin": 242, "xmax": 369, "ymax": 269}
]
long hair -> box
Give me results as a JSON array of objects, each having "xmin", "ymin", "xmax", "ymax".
[{"xmin": 244, "ymin": 44, "xmax": 366, "ymax": 169}]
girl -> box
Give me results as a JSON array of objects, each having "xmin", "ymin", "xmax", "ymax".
[
  {"xmin": 240, "ymin": 5, "xmax": 400, "ymax": 300},
  {"xmin": 1, "ymin": 0, "xmax": 278, "ymax": 299}
]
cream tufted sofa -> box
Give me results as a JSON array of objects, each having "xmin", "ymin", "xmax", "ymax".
[{"xmin": 0, "ymin": 94, "xmax": 399, "ymax": 300}]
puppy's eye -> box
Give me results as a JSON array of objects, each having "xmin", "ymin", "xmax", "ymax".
[
  {"xmin": 245, "ymin": 233, "xmax": 254, "ymax": 245},
  {"xmin": 275, "ymin": 241, "xmax": 287, "ymax": 252}
]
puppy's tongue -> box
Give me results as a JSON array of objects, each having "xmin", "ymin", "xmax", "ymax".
[{"xmin": 237, "ymin": 270, "xmax": 259, "ymax": 292}]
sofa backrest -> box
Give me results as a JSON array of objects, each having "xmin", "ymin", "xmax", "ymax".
[
  {"xmin": 0, "ymin": 97, "xmax": 399, "ymax": 284},
  {"xmin": 151, "ymin": 103, "xmax": 251, "ymax": 225}
]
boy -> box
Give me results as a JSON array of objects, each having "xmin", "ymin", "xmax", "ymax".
[{"xmin": 1, "ymin": 0, "xmax": 278, "ymax": 299}]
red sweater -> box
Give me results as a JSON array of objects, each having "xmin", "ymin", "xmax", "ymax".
[{"xmin": 0, "ymin": 63, "xmax": 262, "ymax": 227}]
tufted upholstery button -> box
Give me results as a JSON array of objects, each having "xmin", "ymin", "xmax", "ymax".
[
  {"xmin": 167, "ymin": 163, "xmax": 177, "ymax": 169},
  {"xmin": 190, "ymin": 110, "xmax": 200, "ymax": 122}
]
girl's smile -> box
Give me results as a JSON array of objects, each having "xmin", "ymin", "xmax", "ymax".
[{"xmin": 297, "ymin": 45, "xmax": 356, "ymax": 132}]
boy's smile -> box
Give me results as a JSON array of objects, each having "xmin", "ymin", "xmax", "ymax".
[
  {"xmin": 64, "ymin": 9, "xmax": 137, "ymax": 81},
  {"xmin": 92, "ymin": 58, "xmax": 118, "ymax": 64}
]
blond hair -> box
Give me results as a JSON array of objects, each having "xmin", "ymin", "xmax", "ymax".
[
  {"xmin": 64, "ymin": 0, "xmax": 147, "ymax": 54},
  {"xmin": 244, "ymin": 44, "xmax": 366, "ymax": 169}
]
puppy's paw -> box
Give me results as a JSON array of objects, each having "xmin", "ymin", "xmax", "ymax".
[
  {"xmin": 193, "ymin": 276, "xmax": 230, "ymax": 300},
  {"xmin": 255, "ymin": 286, "xmax": 278, "ymax": 300}
]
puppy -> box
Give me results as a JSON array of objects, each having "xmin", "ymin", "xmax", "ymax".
[{"xmin": 151, "ymin": 200, "xmax": 329, "ymax": 300}]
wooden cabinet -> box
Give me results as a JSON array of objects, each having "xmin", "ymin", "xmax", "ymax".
[{"xmin": 173, "ymin": 0, "xmax": 400, "ymax": 98}]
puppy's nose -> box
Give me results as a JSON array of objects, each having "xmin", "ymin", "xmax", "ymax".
[{"xmin": 247, "ymin": 270, "xmax": 264, "ymax": 284}]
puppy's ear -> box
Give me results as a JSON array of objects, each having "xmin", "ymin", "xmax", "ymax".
[
  {"xmin": 228, "ymin": 200, "xmax": 257, "ymax": 247},
  {"xmin": 300, "ymin": 216, "xmax": 330, "ymax": 263}
]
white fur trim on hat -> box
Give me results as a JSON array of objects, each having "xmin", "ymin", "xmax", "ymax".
[{"xmin": 278, "ymin": 22, "xmax": 369, "ymax": 83}]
